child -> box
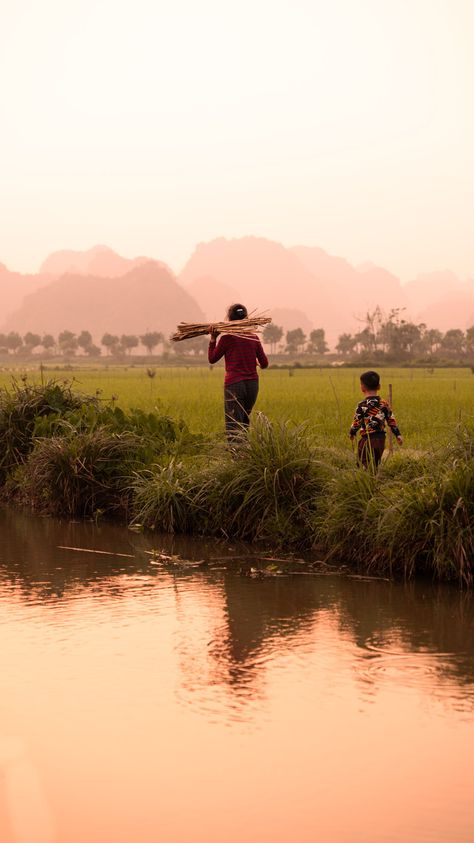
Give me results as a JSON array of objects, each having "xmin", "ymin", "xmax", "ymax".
[{"xmin": 349, "ymin": 370, "xmax": 403, "ymax": 468}]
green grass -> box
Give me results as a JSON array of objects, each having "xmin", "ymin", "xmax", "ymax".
[
  {"xmin": 1, "ymin": 365, "xmax": 472, "ymax": 450},
  {"xmin": 0, "ymin": 370, "xmax": 473, "ymax": 584}
]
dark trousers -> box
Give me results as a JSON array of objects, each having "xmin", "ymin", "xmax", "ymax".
[
  {"xmin": 224, "ymin": 379, "xmax": 259, "ymax": 442},
  {"xmin": 358, "ymin": 434, "xmax": 385, "ymax": 469}
]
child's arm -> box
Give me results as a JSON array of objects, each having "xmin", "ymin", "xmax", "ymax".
[
  {"xmin": 349, "ymin": 405, "xmax": 363, "ymax": 439},
  {"xmin": 383, "ymin": 402, "xmax": 403, "ymax": 445}
]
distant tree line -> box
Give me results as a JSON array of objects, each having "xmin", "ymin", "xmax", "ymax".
[
  {"xmin": 264, "ymin": 309, "xmax": 474, "ymax": 362},
  {"xmin": 2, "ymin": 309, "xmax": 474, "ymax": 362},
  {"xmin": 333, "ymin": 308, "xmax": 474, "ymax": 362},
  {"xmin": 0, "ymin": 330, "xmax": 208, "ymax": 358},
  {"xmin": 262, "ymin": 324, "xmax": 329, "ymax": 354}
]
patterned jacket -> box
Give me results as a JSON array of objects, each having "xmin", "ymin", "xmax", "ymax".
[{"xmin": 349, "ymin": 395, "xmax": 401, "ymax": 438}]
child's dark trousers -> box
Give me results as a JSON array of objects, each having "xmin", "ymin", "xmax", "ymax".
[{"xmin": 357, "ymin": 433, "xmax": 385, "ymax": 469}]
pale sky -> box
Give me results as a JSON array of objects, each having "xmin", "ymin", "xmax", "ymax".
[{"xmin": 1, "ymin": 0, "xmax": 473, "ymax": 281}]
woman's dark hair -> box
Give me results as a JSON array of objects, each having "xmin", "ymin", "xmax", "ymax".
[
  {"xmin": 360, "ymin": 370, "xmax": 380, "ymax": 390},
  {"xmin": 227, "ymin": 303, "xmax": 248, "ymax": 321}
]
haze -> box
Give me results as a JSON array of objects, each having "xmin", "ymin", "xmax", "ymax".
[{"xmin": 1, "ymin": 0, "xmax": 474, "ymax": 284}]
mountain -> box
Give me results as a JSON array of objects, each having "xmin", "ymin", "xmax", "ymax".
[
  {"xmin": 179, "ymin": 236, "xmax": 338, "ymax": 327},
  {"xmin": 2, "ymin": 241, "xmax": 473, "ymax": 346},
  {"xmin": 0, "ymin": 246, "xmax": 155, "ymax": 331},
  {"xmin": 401, "ymin": 271, "xmax": 474, "ymax": 329},
  {"xmin": 39, "ymin": 245, "xmax": 151, "ymax": 278},
  {"xmin": 1, "ymin": 261, "xmax": 205, "ymax": 339},
  {"xmin": 179, "ymin": 237, "xmax": 408, "ymax": 344},
  {"xmin": 0, "ymin": 264, "xmax": 53, "ymax": 320},
  {"xmin": 417, "ymin": 290, "xmax": 474, "ymax": 331},
  {"xmin": 186, "ymin": 275, "xmax": 241, "ymax": 321},
  {"xmin": 402, "ymin": 271, "xmax": 464, "ymax": 316},
  {"xmin": 291, "ymin": 246, "xmax": 408, "ymax": 320},
  {"xmin": 268, "ymin": 308, "xmax": 313, "ymax": 336}
]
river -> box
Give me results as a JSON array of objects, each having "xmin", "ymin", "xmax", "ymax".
[{"xmin": 0, "ymin": 509, "xmax": 472, "ymax": 843}]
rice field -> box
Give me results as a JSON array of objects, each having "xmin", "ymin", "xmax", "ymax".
[{"xmin": 1, "ymin": 363, "xmax": 473, "ymax": 450}]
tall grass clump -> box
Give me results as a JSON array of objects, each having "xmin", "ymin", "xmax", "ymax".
[
  {"xmin": 35, "ymin": 403, "xmax": 179, "ymax": 442},
  {"xmin": 23, "ymin": 427, "xmax": 145, "ymax": 519},
  {"xmin": 33, "ymin": 403, "xmax": 201, "ymax": 462},
  {"xmin": 131, "ymin": 456, "xmax": 205, "ymax": 533},
  {"xmin": 0, "ymin": 378, "xmax": 97, "ymax": 480},
  {"xmin": 314, "ymin": 427, "xmax": 474, "ymax": 586},
  {"xmin": 0, "ymin": 376, "xmax": 205, "ymax": 521},
  {"xmin": 376, "ymin": 429, "xmax": 474, "ymax": 585},
  {"xmin": 377, "ymin": 449, "xmax": 431, "ymax": 482},
  {"xmin": 199, "ymin": 415, "xmax": 336, "ymax": 543},
  {"xmin": 313, "ymin": 466, "xmax": 382, "ymax": 563},
  {"xmin": 132, "ymin": 415, "xmax": 341, "ymax": 544}
]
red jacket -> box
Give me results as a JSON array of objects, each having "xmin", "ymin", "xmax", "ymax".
[{"xmin": 208, "ymin": 334, "xmax": 269, "ymax": 385}]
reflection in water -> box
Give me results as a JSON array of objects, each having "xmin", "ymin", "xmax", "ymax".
[
  {"xmin": 0, "ymin": 508, "xmax": 473, "ymax": 842},
  {"xmin": 0, "ymin": 737, "xmax": 54, "ymax": 843}
]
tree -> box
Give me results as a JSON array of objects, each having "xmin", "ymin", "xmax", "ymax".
[
  {"xmin": 308, "ymin": 328, "xmax": 329, "ymax": 355},
  {"xmin": 354, "ymin": 306, "xmax": 385, "ymax": 354},
  {"xmin": 101, "ymin": 333, "xmax": 120, "ymax": 356},
  {"xmin": 262, "ymin": 324, "xmax": 283, "ymax": 354},
  {"xmin": 335, "ymin": 333, "xmax": 356, "ymax": 356},
  {"xmin": 120, "ymin": 334, "xmax": 139, "ymax": 355},
  {"xmin": 424, "ymin": 328, "xmax": 443, "ymax": 356},
  {"xmin": 377, "ymin": 310, "xmax": 401, "ymax": 355},
  {"xmin": 440, "ymin": 329, "xmax": 464, "ymax": 357},
  {"xmin": 87, "ymin": 343, "xmax": 101, "ymax": 357},
  {"xmin": 42, "ymin": 334, "xmax": 56, "ymax": 354},
  {"xmin": 375, "ymin": 310, "xmax": 424, "ymax": 359},
  {"xmin": 465, "ymin": 326, "xmax": 474, "ymax": 357},
  {"xmin": 354, "ymin": 327, "xmax": 376, "ymax": 355},
  {"xmin": 397, "ymin": 321, "xmax": 423, "ymax": 356},
  {"xmin": 286, "ymin": 328, "xmax": 306, "ymax": 353},
  {"xmin": 77, "ymin": 330, "xmax": 93, "ymax": 354},
  {"xmin": 58, "ymin": 330, "xmax": 78, "ymax": 356},
  {"xmin": 23, "ymin": 332, "xmax": 42, "ymax": 354},
  {"xmin": 174, "ymin": 336, "xmax": 208, "ymax": 355},
  {"xmin": 140, "ymin": 331, "xmax": 164, "ymax": 355},
  {"xmin": 6, "ymin": 332, "xmax": 23, "ymax": 354}
]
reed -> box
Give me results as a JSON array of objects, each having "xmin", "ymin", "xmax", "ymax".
[{"xmin": 170, "ymin": 313, "xmax": 271, "ymax": 342}]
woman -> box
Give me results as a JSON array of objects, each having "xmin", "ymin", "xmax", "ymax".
[{"xmin": 208, "ymin": 303, "xmax": 268, "ymax": 441}]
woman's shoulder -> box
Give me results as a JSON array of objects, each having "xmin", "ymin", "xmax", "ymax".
[{"xmin": 224, "ymin": 332, "xmax": 259, "ymax": 342}]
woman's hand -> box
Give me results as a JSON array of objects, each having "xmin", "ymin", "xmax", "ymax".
[{"xmin": 209, "ymin": 327, "xmax": 219, "ymax": 340}]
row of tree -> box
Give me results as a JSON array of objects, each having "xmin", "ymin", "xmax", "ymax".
[
  {"xmin": 334, "ymin": 308, "xmax": 474, "ymax": 360},
  {"xmin": 0, "ymin": 330, "xmax": 166, "ymax": 357},
  {"xmin": 1, "ymin": 310, "xmax": 474, "ymax": 360},
  {"xmin": 265, "ymin": 309, "xmax": 474, "ymax": 360},
  {"xmin": 262, "ymin": 325, "xmax": 328, "ymax": 354},
  {"xmin": 0, "ymin": 327, "xmax": 325, "ymax": 357}
]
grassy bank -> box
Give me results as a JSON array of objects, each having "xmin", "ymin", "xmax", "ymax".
[{"xmin": 0, "ymin": 376, "xmax": 473, "ymax": 586}]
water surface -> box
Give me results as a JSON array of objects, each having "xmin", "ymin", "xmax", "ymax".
[{"xmin": 0, "ymin": 510, "xmax": 472, "ymax": 842}]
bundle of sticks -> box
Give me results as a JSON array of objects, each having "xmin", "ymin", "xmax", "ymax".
[{"xmin": 170, "ymin": 312, "xmax": 272, "ymax": 342}]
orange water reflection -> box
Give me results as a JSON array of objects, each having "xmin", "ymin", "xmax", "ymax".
[{"xmin": 0, "ymin": 511, "xmax": 473, "ymax": 842}]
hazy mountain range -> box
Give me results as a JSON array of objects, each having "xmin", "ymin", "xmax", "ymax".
[{"xmin": 1, "ymin": 240, "xmax": 473, "ymax": 345}]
